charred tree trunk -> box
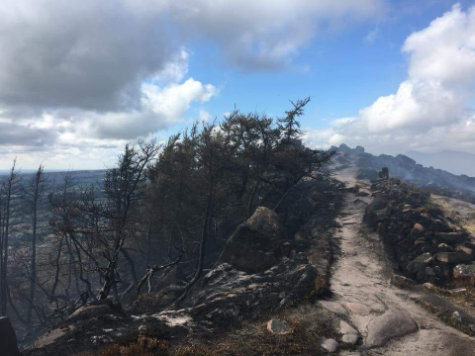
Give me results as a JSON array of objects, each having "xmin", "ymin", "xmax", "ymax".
[
  {"xmin": 27, "ymin": 165, "xmax": 44, "ymax": 325},
  {"xmin": 0, "ymin": 161, "xmax": 16, "ymax": 316}
]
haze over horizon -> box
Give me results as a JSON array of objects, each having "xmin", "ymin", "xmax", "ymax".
[{"xmin": 0, "ymin": 0, "xmax": 474, "ymax": 174}]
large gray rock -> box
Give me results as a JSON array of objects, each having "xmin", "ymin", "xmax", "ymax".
[
  {"xmin": 365, "ymin": 310, "xmax": 418, "ymax": 347},
  {"xmin": 218, "ymin": 206, "xmax": 289, "ymax": 272},
  {"xmin": 0, "ymin": 317, "xmax": 19, "ymax": 356}
]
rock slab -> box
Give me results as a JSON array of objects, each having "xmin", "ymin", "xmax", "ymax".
[{"xmin": 365, "ymin": 310, "xmax": 418, "ymax": 347}]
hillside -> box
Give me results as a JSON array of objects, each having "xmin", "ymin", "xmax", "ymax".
[
  {"xmin": 1, "ymin": 132, "xmax": 474, "ymax": 355},
  {"xmin": 335, "ymin": 144, "xmax": 475, "ymax": 202},
  {"xmin": 17, "ymin": 152, "xmax": 475, "ymax": 356},
  {"xmin": 0, "ymin": 170, "xmax": 106, "ymax": 187}
]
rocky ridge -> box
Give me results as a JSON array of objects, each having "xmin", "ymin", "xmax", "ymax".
[{"xmin": 21, "ymin": 156, "xmax": 475, "ymax": 355}]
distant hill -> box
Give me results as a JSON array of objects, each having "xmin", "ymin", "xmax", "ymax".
[
  {"xmin": 334, "ymin": 144, "xmax": 475, "ymax": 201},
  {"xmin": 0, "ymin": 169, "xmax": 106, "ymax": 188},
  {"xmin": 406, "ymin": 150, "xmax": 475, "ymax": 177}
]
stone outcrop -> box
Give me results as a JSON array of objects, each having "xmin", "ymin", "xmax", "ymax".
[
  {"xmin": 181, "ymin": 255, "xmax": 318, "ymax": 330},
  {"xmin": 218, "ymin": 206, "xmax": 289, "ymax": 273},
  {"xmin": 364, "ymin": 178, "xmax": 474, "ymax": 285}
]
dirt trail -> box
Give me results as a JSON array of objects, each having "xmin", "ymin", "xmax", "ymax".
[{"xmin": 322, "ymin": 166, "xmax": 475, "ymax": 355}]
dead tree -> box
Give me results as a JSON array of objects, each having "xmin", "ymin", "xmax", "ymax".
[
  {"xmin": 96, "ymin": 143, "xmax": 159, "ymax": 301},
  {"xmin": 24, "ymin": 165, "xmax": 48, "ymax": 325},
  {"xmin": 0, "ymin": 160, "xmax": 18, "ymax": 315}
]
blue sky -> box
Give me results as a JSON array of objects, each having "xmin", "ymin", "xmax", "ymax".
[
  {"xmin": 183, "ymin": 0, "xmax": 473, "ymax": 130},
  {"xmin": 0, "ymin": 0, "xmax": 474, "ymax": 170}
]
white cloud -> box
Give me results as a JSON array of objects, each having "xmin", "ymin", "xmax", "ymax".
[
  {"xmin": 92, "ymin": 78, "xmax": 217, "ymax": 139},
  {"xmin": 0, "ymin": 77, "xmax": 217, "ymax": 169},
  {"xmin": 0, "ymin": 0, "xmax": 385, "ymax": 168},
  {"xmin": 0, "ymin": 0, "xmax": 175, "ymax": 110},
  {"xmin": 0, "ymin": 0, "xmax": 385, "ymax": 111},
  {"xmin": 305, "ymin": 4, "xmax": 475, "ymax": 155}
]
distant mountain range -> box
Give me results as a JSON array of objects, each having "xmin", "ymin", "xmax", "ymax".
[
  {"xmin": 335, "ymin": 144, "xmax": 475, "ymax": 201},
  {"xmin": 406, "ymin": 150, "xmax": 475, "ymax": 177}
]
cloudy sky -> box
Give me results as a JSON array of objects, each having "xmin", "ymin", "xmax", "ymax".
[{"xmin": 0, "ymin": 0, "xmax": 474, "ymax": 171}]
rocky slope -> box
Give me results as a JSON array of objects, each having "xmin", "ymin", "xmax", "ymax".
[{"xmin": 23, "ymin": 174, "xmax": 346, "ymax": 355}]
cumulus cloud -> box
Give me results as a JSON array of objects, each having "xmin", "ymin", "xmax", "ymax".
[
  {"xmin": 0, "ymin": 0, "xmax": 385, "ymax": 168},
  {"xmin": 305, "ymin": 4, "xmax": 475, "ymax": 155},
  {"xmin": 92, "ymin": 78, "xmax": 217, "ymax": 139},
  {"xmin": 0, "ymin": 0, "xmax": 175, "ymax": 111},
  {"xmin": 0, "ymin": 121, "xmax": 58, "ymax": 146},
  {"xmin": 0, "ymin": 0, "xmax": 385, "ymax": 111},
  {"xmin": 0, "ymin": 77, "xmax": 216, "ymax": 141}
]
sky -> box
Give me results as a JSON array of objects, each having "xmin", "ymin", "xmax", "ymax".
[{"xmin": 0, "ymin": 0, "xmax": 474, "ymax": 171}]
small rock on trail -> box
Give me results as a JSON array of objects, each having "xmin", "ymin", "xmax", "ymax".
[{"xmin": 321, "ymin": 337, "xmax": 339, "ymax": 352}]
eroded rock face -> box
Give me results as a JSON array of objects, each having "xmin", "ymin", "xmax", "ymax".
[
  {"xmin": 0, "ymin": 317, "xmax": 19, "ymax": 356},
  {"xmin": 218, "ymin": 206, "xmax": 289, "ymax": 273}
]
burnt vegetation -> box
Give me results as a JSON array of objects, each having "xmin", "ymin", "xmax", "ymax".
[{"xmin": 0, "ymin": 99, "xmax": 334, "ymax": 345}]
